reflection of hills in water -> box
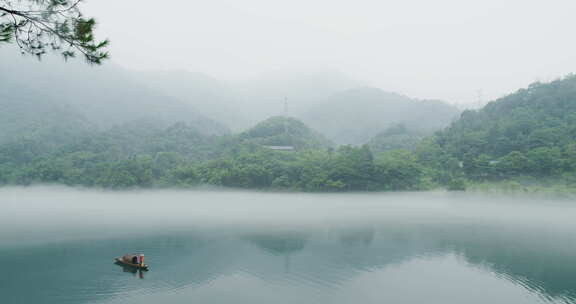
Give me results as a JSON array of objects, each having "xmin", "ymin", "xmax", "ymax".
[
  {"xmin": 444, "ymin": 225, "xmax": 576, "ymax": 303},
  {"xmin": 1, "ymin": 223, "xmax": 575, "ymax": 304}
]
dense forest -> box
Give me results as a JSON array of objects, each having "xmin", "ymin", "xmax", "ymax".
[
  {"xmin": 420, "ymin": 75, "xmax": 576, "ymax": 188},
  {"xmin": 368, "ymin": 124, "xmax": 425, "ymax": 153},
  {"xmin": 0, "ymin": 115, "xmax": 426, "ymax": 191},
  {"xmin": 1, "ymin": 50, "xmax": 576, "ymax": 191}
]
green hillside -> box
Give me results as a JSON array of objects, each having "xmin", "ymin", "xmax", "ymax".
[
  {"xmin": 368, "ymin": 124, "xmax": 425, "ymax": 152},
  {"xmin": 3, "ymin": 51, "xmax": 575, "ymax": 192},
  {"xmin": 239, "ymin": 116, "xmax": 333, "ymax": 149},
  {"xmin": 0, "ymin": 49, "xmax": 229, "ymax": 136},
  {"xmin": 0, "ymin": 118, "xmax": 227, "ymax": 187},
  {"xmin": 423, "ymin": 76, "xmax": 576, "ymax": 181}
]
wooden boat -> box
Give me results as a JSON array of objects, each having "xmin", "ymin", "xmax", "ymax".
[{"xmin": 114, "ymin": 256, "xmax": 150, "ymax": 271}]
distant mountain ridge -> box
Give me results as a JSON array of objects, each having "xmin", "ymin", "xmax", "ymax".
[
  {"xmin": 132, "ymin": 68, "xmax": 360, "ymax": 131},
  {"xmin": 132, "ymin": 70, "xmax": 248, "ymax": 131},
  {"xmin": 0, "ymin": 50, "xmax": 229, "ymax": 138},
  {"xmin": 303, "ymin": 87, "xmax": 460, "ymax": 145}
]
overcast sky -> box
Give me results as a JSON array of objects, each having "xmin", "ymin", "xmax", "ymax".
[{"xmin": 84, "ymin": 0, "xmax": 576, "ymax": 105}]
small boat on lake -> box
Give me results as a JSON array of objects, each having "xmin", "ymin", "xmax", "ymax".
[{"xmin": 114, "ymin": 253, "xmax": 149, "ymax": 271}]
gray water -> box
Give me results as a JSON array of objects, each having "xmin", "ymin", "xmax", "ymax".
[{"xmin": 1, "ymin": 187, "xmax": 575, "ymax": 304}]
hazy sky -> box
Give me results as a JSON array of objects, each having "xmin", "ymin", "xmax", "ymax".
[{"xmin": 84, "ymin": 0, "xmax": 576, "ymax": 105}]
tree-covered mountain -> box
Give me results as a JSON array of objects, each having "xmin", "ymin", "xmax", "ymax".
[
  {"xmin": 238, "ymin": 116, "xmax": 333, "ymax": 150},
  {"xmin": 145, "ymin": 117, "xmax": 424, "ymax": 191},
  {"xmin": 0, "ymin": 118, "xmax": 232, "ymax": 187},
  {"xmin": 0, "ymin": 90, "xmax": 94, "ymax": 146},
  {"xmin": 421, "ymin": 75, "xmax": 576, "ymax": 182},
  {"xmin": 0, "ymin": 113, "xmax": 429, "ymax": 191},
  {"xmin": 369, "ymin": 124, "xmax": 425, "ymax": 152},
  {"xmin": 235, "ymin": 68, "xmax": 360, "ymax": 124},
  {"xmin": 0, "ymin": 50, "xmax": 229, "ymax": 136},
  {"xmin": 303, "ymin": 87, "xmax": 460, "ymax": 145},
  {"xmin": 2, "ymin": 49, "xmax": 575, "ymax": 192},
  {"xmin": 131, "ymin": 68, "xmax": 360, "ymax": 131},
  {"xmin": 133, "ymin": 70, "xmax": 249, "ymax": 131}
]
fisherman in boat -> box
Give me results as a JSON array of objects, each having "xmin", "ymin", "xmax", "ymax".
[
  {"xmin": 121, "ymin": 253, "xmax": 145, "ymax": 266},
  {"xmin": 115, "ymin": 253, "xmax": 149, "ymax": 271}
]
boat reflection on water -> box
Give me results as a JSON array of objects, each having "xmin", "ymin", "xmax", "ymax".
[{"xmin": 114, "ymin": 261, "xmax": 145, "ymax": 279}]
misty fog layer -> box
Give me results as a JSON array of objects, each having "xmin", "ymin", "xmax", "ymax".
[
  {"xmin": 1, "ymin": 187, "xmax": 574, "ymax": 244},
  {"xmin": 81, "ymin": 0, "xmax": 576, "ymax": 104},
  {"xmin": 0, "ymin": 48, "xmax": 459, "ymax": 142}
]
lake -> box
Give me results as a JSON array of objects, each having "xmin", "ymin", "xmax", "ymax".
[{"xmin": 1, "ymin": 187, "xmax": 575, "ymax": 304}]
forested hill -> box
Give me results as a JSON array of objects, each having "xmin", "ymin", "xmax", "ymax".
[
  {"xmin": 2, "ymin": 50, "xmax": 575, "ymax": 191},
  {"xmin": 424, "ymin": 76, "xmax": 576, "ymax": 180},
  {"xmin": 303, "ymin": 87, "xmax": 460, "ymax": 145},
  {"xmin": 0, "ymin": 49, "xmax": 229, "ymax": 136},
  {"xmin": 132, "ymin": 68, "xmax": 361, "ymax": 131},
  {"xmin": 0, "ymin": 89, "xmax": 94, "ymax": 146},
  {"xmin": 239, "ymin": 116, "xmax": 333, "ymax": 149},
  {"xmin": 369, "ymin": 124, "xmax": 425, "ymax": 152},
  {"xmin": 0, "ymin": 114, "xmax": 427, "ymax": 191},
  {"xmin": 133, "ymin": 70, "xmax": 248, "ymax": 131}
]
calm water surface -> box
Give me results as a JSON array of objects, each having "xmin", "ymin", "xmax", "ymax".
[{"xmin": 1, "ymin": 187, "xmax": 575, "ymax": 304}]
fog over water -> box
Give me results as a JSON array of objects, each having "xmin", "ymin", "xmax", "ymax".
[
  {"xmin": 1, "ymin": 187, "xmax": 574, "ymax": 244},
  {"xmin": 2, "ymin": 188, "xmax": 576, "ymax": 304}
]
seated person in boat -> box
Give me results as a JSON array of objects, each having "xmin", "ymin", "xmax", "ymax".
[{"xmin": 121, "ymin": 254, "xmax": 145, "ymax": 266}]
